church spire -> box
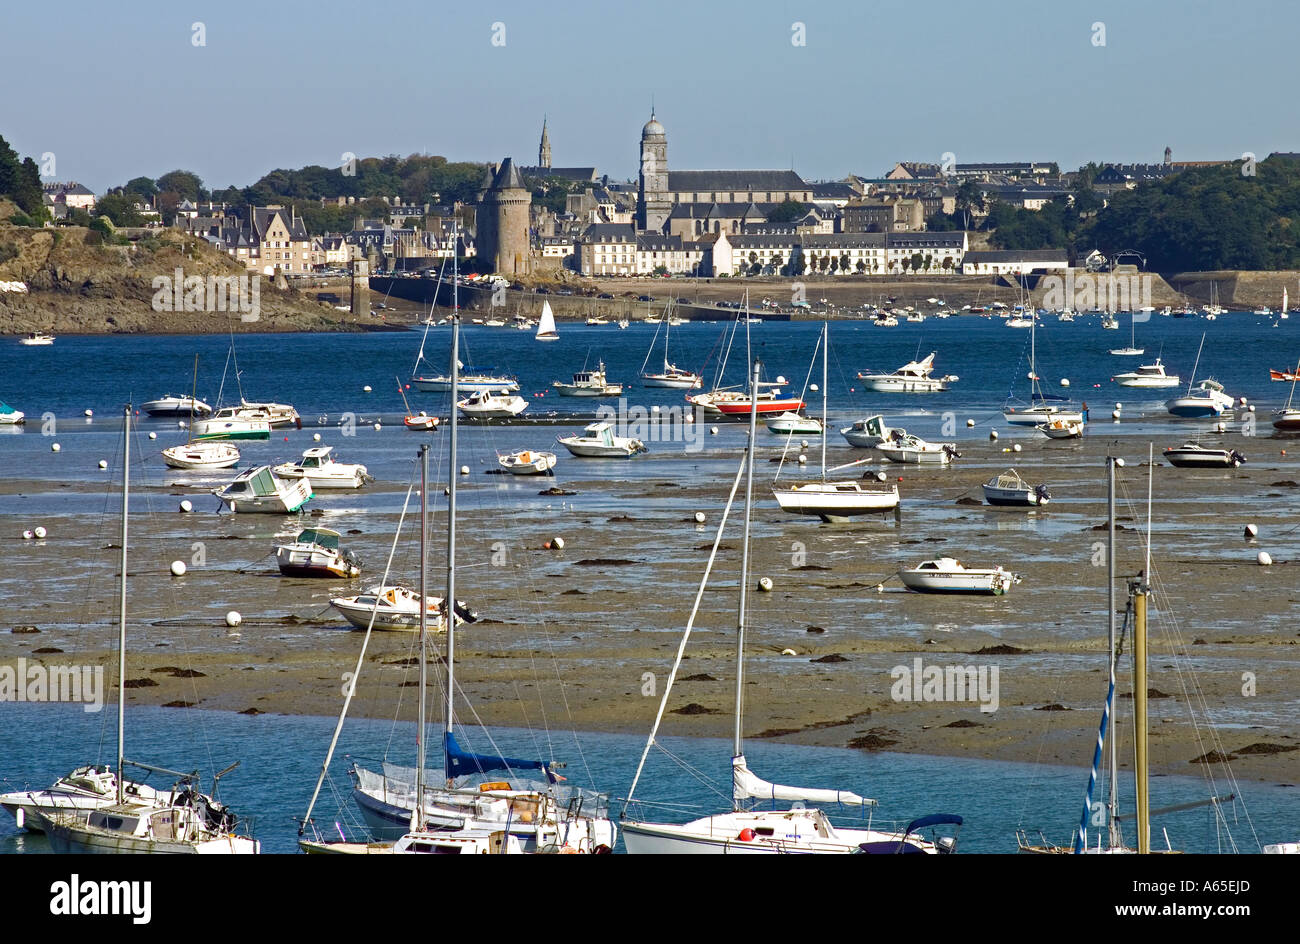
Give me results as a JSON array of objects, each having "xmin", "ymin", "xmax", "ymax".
[{"xmin": 539, "ymin": 117, "xmax": 552, "ymax": 169}]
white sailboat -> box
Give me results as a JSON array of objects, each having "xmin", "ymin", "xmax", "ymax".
[
  {"xmin": 1002, "ymin": 299, "xmax": 1085, "ymax": 427},
  {"xmin": 35, "ymin": 405, "xmax": 259, "ymax": 855},
  {"xmin": 162, "ymin": 360, "xmax": 242, "ymax": 470},
  {"xmin": 772, "ymin": 324, "xmax": 900, "ymax": 520},
  {"xmin": 621, "ymin": 360, "xmax": 961, "ymax": 855},
  {"xmin": 639, "ymin": 302, "xmax": 702, "ymax": 388},
  {"xmin": 1108, "ymin": 314, "xmax": 1145, "ymax": 356},
  {"xmin": 535, "ymin": 300, "xmax": 559, "ymax": 342}
]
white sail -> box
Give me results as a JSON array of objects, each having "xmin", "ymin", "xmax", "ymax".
[
  {"xmin": 536, "ymin": 301, "xmax": 558, "ymax": 340},
  {"xmin": 732, "ymin": 755, "xmax": 871, "ymax": 807},
  {"xmin": 1284, "ymin": 288, "xmax": 1289, "ymax": 315}
]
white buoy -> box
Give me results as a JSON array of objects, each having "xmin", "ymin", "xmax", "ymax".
[
  {"xmin": 1115, "ymin": 402, "xmax": 1123, "ymax": 411},
  {"xmin": 460, "ymin": 465, "xmax": 469, "ymax": 475},
  {"xmin": 33, "ymin": 526, "xmax": 46, "ymax": 538},
  {"xmin": 51, "ymin": 443, "xmax": 61, "ymax": 452},
  {"xmin": 178, "ymin": 420, "xmax": 187, "ymax": 429},
  {"xmin": 1115, "ymin": 458, "xmax": 1125, "ymax": 468},
  {"xmin": 22, "ymin": 530, "xmax": 33, "ymax": 540},
  {"xmin": 313, "ymin": 433, "xmax": 322, "ymax": 442},
  {"xmin": 1245, "ymin": 523, "xmax": 1259, "ymax": 540},
  {"xmin": 710, "ymin": 426, "xmax": 718, "ymax": 435},
  {"xmin": 1239, "ymin": 396, "xmax": 1248, "ymax": 406},
  {"xmin": 684, "ymin": 413, "xmax": 694, "ymax": 423},
  {"xmin": 800, "ymin": 440, "xmax": 809, "ymax": 450},
  {"xmin": 1112, "ymin": 410, "xmax": 1121, "ymax": 420},
  {"xmin": 1215, "ymin": 422, "xmax": 1227, "ymax": 433},
  {"xmin": 179, "ymin": 500, "xmax": 193, "ymax": 513},
  {"xmin": 875, "ymin": 471, "xmax": 887, "ymax": 482},
  {"xmin": 966, "ymin": 418, "xmax": 975, "ymax": 428},
  {"xmin": 372, "ymin": 422, "xmax": 381, "ymax": 431},
  {"xmin": 780, "ymin": 648, "xmax": 797, "ymax": 656},
  {"xmin": 1012, "ymin": 443, "xmax": 1022, "ymax": 453},
  {"xmin": 84, "ymin": 409, "xmax": 93, "ymax": 417},
  {"xmin": 694, "ymin": 511, "xmax": 706, "ymax": 524},
  {"xmin": 1248, "ymin": 404, "xmax": 1255, "ymax": 413},
  {"xmin": 989, "ymin": 430, "xmax": 999, "ymax": 441},
  {"xmin": 758, "ymin": 577, "xmax": 773, "ymax": 592},
  {"xmin": 552, "ymin": 536, "xmax": 565, "ymax": 550},
  {"xmin": 1257, "ymin": 551, "xmax": 1273, "ymax": 566},
  {"xmin": 98, "ymin": 460, "xmax": 108, "ymax": 469},
  {"xmin": 810, "ymin": 383, "xmax": 819, "ymax": 392},
  {"xmin": 363, "ymin": 385, "xmax": 372, "ymax": 393},
  {"xmin": 651, "ymin": 405, "xmax": 660, "ymax": 413},
  {"xmin": 1060, "ymin": 378, "xmax": 1070, "ymax": 387},
  {"xmin": 170, "ymin": 560, "xmax": 187, "ymax": 577},
  {"xmin": 798, "ymin": 454, "xmax": 807, "ymax": 464},
  {"xmin": 148, "ymin": 431, "xmax": 157, "ymax": 440},
  {"xmin": 776, "ymin": 376, "xmax": 787, "ymax": 385},
  {"xmin": 225, "ymin": 611, "xmax": 242, "ymax": 627}
]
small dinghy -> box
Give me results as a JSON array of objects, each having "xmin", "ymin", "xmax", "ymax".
[
  {"xmin": 273, "ymin": 446, "xmax": 372, "ymax": 489},
  {"xmin": 765, "ymin": 411, "xmax": 822, "ymax": 435},
  {"xmin": 898, "ymin": 557, "xmax": 1019, "ymax": 595},
  {"xmin": 276, "ymin": 527, "xmax": 362, "ymax": 578},
  {"xmin": 213, "ymin": 466, "xmax": 313, "ymax": 514},
  {"xmin": 161, "ymin": 440, "xmax": 241, "ymax": 471},
  {"xmin": 1036, "ymin": 418, "xmax": 1084, "ymax": 439},
  {"xmin": 982, "ymin": 469, "xmax": 1050, "ymax": 507},
  {"xmin": 557, "ymin": 422, "xmax": 647, "ymax": 458},
  {"xmin": 497, "ymin": 449, "xmax": 557, "ymax": 475},
  {"xmin": 1162, "ymin": 442, "xmax": 1246, "ymax": 468}
]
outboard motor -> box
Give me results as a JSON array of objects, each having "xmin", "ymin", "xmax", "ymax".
[{"xmin": 1034, "ymin": 484, "xmax": 1051, "ymax": 503}]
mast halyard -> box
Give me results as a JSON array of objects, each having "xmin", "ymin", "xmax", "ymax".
[
  {"xmin": 732, "ymin": 359, "xmax": 760, "ymax": 807},
  {"xmin": 415, "ymin": 444, "xmax": 428, "ymax": 831},
  {"xmin": 445, "ymin": 221, "xmax": 460, "ymax": 790},
  {"xmin": 116, "ymin": 404, "xmax": 130, "ymax": 806}
]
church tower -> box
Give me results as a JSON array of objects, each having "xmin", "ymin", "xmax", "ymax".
[
  {"xmin": 636, "ymin": 111, "xmax": 670, "ymax": 233},
  {"xmin": 539, "ymin": 119, "xmax": 552, "ymax": 170}
]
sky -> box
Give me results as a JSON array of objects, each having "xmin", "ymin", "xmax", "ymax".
[{"xmin": 4, "ymin": 0, "xmax": 1297, "ymax": 194}]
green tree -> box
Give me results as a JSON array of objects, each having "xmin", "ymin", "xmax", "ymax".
[
  {"xmin": 156, "ymin": 169, "xmax": 204, "ymax": 201},
  {"xmin": 767, "ymin": 199, "xmax": 809, "ymax": 223},
  {"xmin": 94, "ymin": 193, "xmax": 144, "ymax": 227}
]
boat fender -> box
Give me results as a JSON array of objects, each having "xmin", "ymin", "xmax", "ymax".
[{"xmin": 737, "ymin": 828, "xmax": 756, "ymax": 842}]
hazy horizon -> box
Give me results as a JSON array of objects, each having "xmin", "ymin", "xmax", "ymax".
[{"xmin": 5, "ymin": 0, "xmax": 1296, "ymax": 193}]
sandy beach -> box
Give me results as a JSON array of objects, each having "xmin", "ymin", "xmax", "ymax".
[{"xmin": 3, "ymin": 424, "xmax": 1298, "ymax": 790}]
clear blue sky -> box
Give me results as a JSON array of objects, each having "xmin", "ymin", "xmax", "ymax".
[{"xmin": 4, "ymin": 0, "xmax": 1296, "ymax": 193}]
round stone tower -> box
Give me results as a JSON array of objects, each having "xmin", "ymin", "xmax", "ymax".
[{"xmin": 477, "ymin": 157, "xmax": 532, "ymax": 276}]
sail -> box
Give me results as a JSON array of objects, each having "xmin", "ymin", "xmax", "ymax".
[
  {"xmin": 536, "ymin": 301, "xmax": 557, "ymax": 339},
  {"xmin": 731, "ymin": 755, "xmax": 871, "ymax": 807},
  {"xmin": 444, "ymin": 731, "xmax": 559, "ymax": 783}
]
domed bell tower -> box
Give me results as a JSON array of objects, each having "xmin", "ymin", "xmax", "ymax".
[{"xmin": 637, "ymin": 112, "xmax": 670, "ymax": 233}]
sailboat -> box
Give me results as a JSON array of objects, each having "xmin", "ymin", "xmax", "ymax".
[
  {"xmin": 34, "ymin": 405, "xmax": 259, "ymax": 854},
  {"xmin": 535, "ymin": 300, "xmax": 559, "ymax": 342},
  {"xmin": 1108, "ymin": 314, "xmax": 1145, "ymax": 357},
  {"xmin": 621, "ymin": 361, "xmax": 961, "ymax": 854},
  {"xmin": 772, "ymin": 323, "xmax": 900, "ymax": 521},
  {"xmin": 161, "ymin": 355, "xmax": 242, "ymax": 470},
  {"xmin": 1002, "ymin": 297, "xmax": 1085, "ymax": 427},
  {"xmin": 1271, "ymin": 358, "xmax": 1300, "ymax": 431},
  {"xmin": 640, "ymin": 302, "xmax": 702, "ymax": 389},
  {"xmin": 300, "ymin": 311, "xmax": 616, "ymax": 854},
  {"xmin": 410, "ymin": 249, "xmax": 517, "ymax": 394},
  {"xmin": 1165, "ymin": 334, "xmax": 1234, "ymax": 417}
]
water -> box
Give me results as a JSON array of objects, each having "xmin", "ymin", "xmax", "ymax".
[{"xmin": 0, "ymin": 703, "xmax": 1290, "ymax": 854}]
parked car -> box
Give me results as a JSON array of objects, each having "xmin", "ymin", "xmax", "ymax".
[{"xmin": 598, "ymin": 293, "xmax": 613, "ymax": 299}]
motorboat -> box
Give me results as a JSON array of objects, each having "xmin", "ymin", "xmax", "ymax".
[
  {"xmin": 898, "ymin": 558, "xmax": 1019, "ymax": 595},
  {"xmin": 1006, "ymin": 317, "xmax": 1034, "ymax": 328},
  {"xmin": 411, "ymin": 372, "xmax": 518, "ymax": 394},
  {"xmin": 556, "ymin": 422, "xmax": 646, "ymax": 458},
  {"xmin": 301, "ymin": 827, "xmax": 527, "ymax": 855},
  {"xmin": 239, "ymin": 399, "xmax": 299, "ymax": 428},
  {"xmin": 982, "ymin": 469, "xmax": 1050, "ymax": 507},
  {"xmin": 686, "ymin": 385, "xmax": 804, "ymax": 416},
  {"xmin": 1162, "ymin": 442, "xmax": 1246, "ymax": 468},
  {"xmin": 840, "ymin": 415, "xmax": 895, "ymax": 448},
  {"xmin": 856, "ymin": 353, "xmax": 957, "ymax": 393},
  {"xmin": 273, "ymin": 446, "xmax": 372, "ymax": 489},
  {"xmin": 552, "ymin": 361, "xmax": 623, "ymax": 397},
  {"xmin": 875, "ymin": 431, "xmax": 958, "ymax": 465},
  {"xmin": 142, "ymin": 395, "xmax": 213, "ymax": 416},
  {"xmin": 190, "ymin": 407, "xmax": 271, "ymax": 441},
  {"xmin": 18, "ymin": 332, "xmax": 54, "ymax": 345},
  {"xmin": 1, "ymin": 766, "xmax": 167, "ymax": 833},
  {"xmin": 1036, "ymin": 418, "xmax": 1085, "ymax": 439},
  {"xmin": 275, "ymin": 527, "xmax": 362, "ymax": 578},
  {"xmin": 497, "ymin": 449, "xmax": 557, "ymax": 475},
  {"xmin": 585, "ymin": 316, "xmax": 609, "ymax": 326},
  {"xmin": 0, "ymin": 401, "xmax": 24, "ymax": 425},
  {"xmin": 873, "ymin": 315, "xmax": 898, "ymax": 327},
  {"xmin": 1112, "ymin": 359, "xmax": 1180, "ymax": 388},
  {"xmin": 1101, "ymin": 317, "xmax": 1119, "ymax": 330},
  {"xmin": 330, "ymin": 585, "xmax": 476, "ymax": 633},
  {"xmin": 161, "ymin": 440, "xmax": 241, "ymax": 471},
  {"xmin": 456, "ymin": 390, "xmax": 529, "ymax": 418},
  {"xmin": 765, "ymin": 411, "xmax": 822, "ymax": 435},
  {"xmin": 36, "ymin": 786, "xmax": 257, "ymax": 855},
  {"xmin": 213, "ymin": 465, "xmax": 313, "ymax": 514},
  {"xmin": 1165, "ymin": 379, "xmax": 1234, "ymax": 418}
]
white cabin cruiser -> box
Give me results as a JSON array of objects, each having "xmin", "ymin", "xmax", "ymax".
[
  {"xmin": 840, "ymin": 415, "xmax": 895, "ymax": 448},
  {"xmin": 273, "ymin": 446, "xmax": 372, "ymax": 488},
  {"xmin": 238, "ymin": 399, "xmax": 299, "ymax": 428},
  {"xmin": 213, "ymin": 466, "xmax": 313, "ymax": 514},
  {"xmin": 142, "ymin": 395, "xmax": 212, "ymax": 416},
  {"xmin": 898, "ymin": 558, "xmax": 1019, "ymax": 595},
  {"xmin": 983, "ymin": 469, "xmax": 1050, "ymax": 506},
  {"xmin": 190, "ymin": 406, "xmax": 271, "ymax": 441},
  {"xmin": 457, "ymin": 390, "xmax": 529, "ymax": 418},
  {"xmin": 556, "ymin": 422, "xmax": 647, "ymax": 457},
  {"xmin": 1, "ymin": 766, "xmax": 166, "ymax": 832},
  {"xmin": 36, "ymin": 787, "xmax": 257, "ymax": 855},
  {"xmin": 18, "ymin": 332, "xmax": 54, "ymax": 345},
  {"xmin": 765, "ymin": 411, "xmax": 822, "ymax": 435},
  {"xmin": 1165, "ymin": 379, "xmax": 1234, "ymax": 418},
  {"xmin": 1112, "ymin": 359, "xmax": 1181, "ymax": 388},
  {"xmin": 275, "ymin": 527, "xmax": 362, "ymax": 578},
  {"xmin": 875, "ymin": 430, "xmax": 958, "ymax": 465},
  {"xmin": 412, "ymin": 371, "xmax": 518, "ymax": 394},
  {"xmin": 552, "ymin": 361, "xmax": 623, "ymax": 397},
  {"xmin": 856, "ymin": 353, "xmax": 957, "ymax": 393},
  {"xmin": 1162, "ymin": 442, "xmax": 1246, "ymax": 468}
]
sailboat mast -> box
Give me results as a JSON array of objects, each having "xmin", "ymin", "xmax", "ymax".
[
  {"xmin": 116, "ymin": 404, "xmax": 130, "ymax": 806},
  {"xmin": 445, "ymin": 226, "xmax": 460, "ymax": 788},
  {"xmin": 1106, "ymin": 455, "xmax": 1120, "ymax": 847},
  {"xmin": 820, "ymin": 322, "xmax": 828, "ymax": 481},
  {"xmin": 415, "ymin": 444, "xmax": 428, "ymax": 830},
  {"xmin": 1133, "ymin": 576, "xmax": 1150, "ymax": 854},
  {"xmin": 732, "ymin": 359, "xmax": 760, "ymax": 793}
]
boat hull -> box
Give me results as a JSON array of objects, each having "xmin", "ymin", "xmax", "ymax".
[
  {"xmin": 40, "ymin": 814, "xmax": 259, "ymax": 854},
  {"xmin": 772, "ymin": 483, "xmax": 899, "ymax": 519}
]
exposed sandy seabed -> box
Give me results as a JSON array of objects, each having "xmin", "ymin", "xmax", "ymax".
[{"xmin": 2, "ymin": 430, "xmax": 1297, "ymax": 789}]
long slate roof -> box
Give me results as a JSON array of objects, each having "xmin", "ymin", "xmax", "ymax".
[{"xmin": 667, "ymin": 170, "xmax": 807, "ymax": 192}]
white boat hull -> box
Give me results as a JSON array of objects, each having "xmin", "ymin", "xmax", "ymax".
[
  {"xmin": 40, "ymin": 813, "xmax": 259, "ymax": 854},
  {"xmin": 899, "ymin": 569, "xmax": 1014, "ymax": 594},
  {"xmin": 772, "ymin": 482, "xmax": 899, "ymax": 520},
  {"xmin": 161, "ymin": 442, "xmax": 241, "ymax": 470},
  {"xmin": 1002, "ymin": 407, "xmax": 1085, "ymax": 426}
]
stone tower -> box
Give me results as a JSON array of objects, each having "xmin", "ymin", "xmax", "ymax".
[
  {"xmin": 477, "ymin": 157, "xmax": 532, "ymax": 276},
  {"xmin": 637, "ymin": 111, "xmax": 671, "ymax": 233},
  {"xmin": 539, "ymin": 119, "xmax": 552, "ymax": 170}
]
